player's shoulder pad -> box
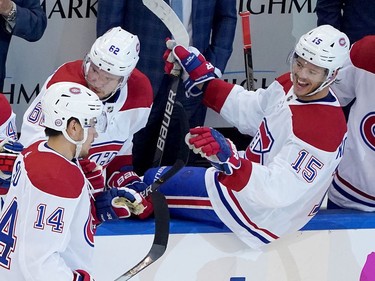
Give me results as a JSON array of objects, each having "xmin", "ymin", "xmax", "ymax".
[
  {"xmin": 275, "ymin": 72, "xmax": 293, "ymax": 94},
  {"xmin": 350, "ymin": 35, "xmax": 375, "ymax": 75},
  {"xmin": 0, "ymin": 94, "xmax": 12, "ymax": 126},
  {"xmin": 47, "ymin": 60, "xmax": 87, "ymax": 88},
  {"xmin": 290, "ymin": 103, "xmax": 347, "ymax": 152},
  {"xmin": 24, "ymin": 142, "xmax": 85, "ymax": 198},
  {"xmin": 121, "ymin": 68, "xmax": 153, "ymax": 111}
]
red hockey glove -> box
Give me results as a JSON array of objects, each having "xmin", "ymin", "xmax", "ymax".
[
  {"xmin": 73, "ymin": 269, "xmax": 95, "ymax": 281},
  {"xmin": 107, "ymin": 170, "xmax": 154, "ymax": 219},
  {"xmin": 94, "ymin": 187, "xmax": 153, "ymax": 222},
  {"xmin": 186, "ymin": 127, "xmax": 241, "ymax": 175},
  {"xmin": 172, "ymin": 45, "xmax": 216, "ymax": 97},
  {"xmin": 163, "ymin": 38, "xmax": 182, "ymax": 76},
  {"xmin": 79, "ymin": 159, "xmax": 105, "ymax": 195},
  {"xmin": 0, "ymin": 139, "xmax": 23, "ymax": 189}
]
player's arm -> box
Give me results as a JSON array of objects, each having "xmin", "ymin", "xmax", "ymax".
[{"xmin": 186, "ymin": 127, "xmax": 339, "ymax": 208}]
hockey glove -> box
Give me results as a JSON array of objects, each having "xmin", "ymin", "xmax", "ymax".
[
  {"xmin": 164, "ymin": 42, "xmax": 217, "ymax": 97},
  {"xmin": 79, "ymin": 158, "xmax": 105, "ymax": 195},
  {"xmin": 94, "ymin": 187, "xmax": 152, "ymax": 222},
  {"xmin": 186, "ymin": 127, "xmax": 241, "ymax": 175},
  {"xmin": 107, "ymin": 170, "xmax": 147, "ymax": 192},
  {"xmin": 107, "ymin": 170, "xmax": 154, "ymax": 219},
  {"xmin": 0, "ymin": 139, "xmax": 23, "ymax": 189},
  {"xmin": 163, "ymin": 38, "xmax": 182, "ymax": 76},
  {"xmin": 73, "ymin": 269, "xmax": 95, "ymax": 281}
]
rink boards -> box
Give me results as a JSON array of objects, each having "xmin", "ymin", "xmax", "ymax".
[{"xmin": 94, "ymin": 209, "xmax": 375, "ymax": 281}]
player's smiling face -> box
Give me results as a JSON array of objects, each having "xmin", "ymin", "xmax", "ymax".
[
  {"xmin": 86, "ymin": 63, "xmax": 122, "ymax": 100},
  {"xmin": 291, "ymin": 57, "xmax": 328, "ymax": 100}
]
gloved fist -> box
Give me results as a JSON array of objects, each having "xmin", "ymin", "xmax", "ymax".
[
  {"xmin": 94, "ymin": 187, "xmax": 153, "ymax": 222},
  {"xmin": 79, "ymin": 158, "xmax": 105, "ymax": 194},
  {"xmin": 107, "ymin": 170, "xmax": 148, "ymax": 193},
  {"xmin": 172, "ymin": 45, "xmax": 216, "ymax": 97},
  {"xmin": 163, "ymin": 38, "xmax": 182, "ymax": 76},
  {"xmin": 0, "ymin": 139, "xmax": 23, "ymax": 189},
  {"xmin": 186, "ymin": 127, "xmax": 241, "ymax": 175}
]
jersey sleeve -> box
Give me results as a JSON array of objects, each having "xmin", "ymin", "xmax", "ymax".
[{"xmin": 203, "ymin": 79, "xmax": 286, "ymax": 137}]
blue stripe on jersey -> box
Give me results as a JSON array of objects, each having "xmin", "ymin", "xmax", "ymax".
[
  {"xmin": 332, "ymin": 180, "xmax": 375, "ymax": 208},
  {"xmin": 214, "ymin": 180, "xmax": 271, "ymax": 245}
]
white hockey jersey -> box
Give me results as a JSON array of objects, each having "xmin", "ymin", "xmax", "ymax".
[
  {"xmin": 328, "ymin": 36, "xmax": 375, "ymax": 211},
  {"xmin": 0, "ymin": 93, "xmax": 17, "ymax": 141},
  {"xmin": 19, "ymin": 60, "xmax": 153, "ymax": 177},
  {"xmin": 202, "ymin": 74, "xmax": 347, "ymax": 249},
  {"xmin": 0, "ymin": 141, "xmax": 95, "ymax": 280}
]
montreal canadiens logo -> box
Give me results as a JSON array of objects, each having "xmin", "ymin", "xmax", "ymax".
[
  {"xmin": 339, "ymin": 37, "xmax": 347, "ymax": 46},
  {"xmin": 54, "ymin": 119, "xmax": 63, "ymax": 127},
  {"xmin": 360, "ymin": 112, "xmax": 375, "ymax": 151},
  {"xmin": 69, "ymin": 87, "xmax": 81, "ymax": 94}
]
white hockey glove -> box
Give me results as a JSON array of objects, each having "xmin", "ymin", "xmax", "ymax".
[{"xmin": 186, "ymin": 127, "xmax": 241, "ymax": 175}]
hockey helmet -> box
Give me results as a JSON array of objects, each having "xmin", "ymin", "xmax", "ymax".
[
  {"xmin": 41, "ymin": 82, "xmax": 103, "ymax": 132},
  {"xmin": 294, "ymin": 25, "xmax": 349, "ymax": 78},
  {"xmin": 86, "ymin": 27, "xmax": 140, "ymax": 82}
]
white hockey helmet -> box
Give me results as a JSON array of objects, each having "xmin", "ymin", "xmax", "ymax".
[
  {"xmin": 42, "ymin": 82, "xmax": 103, "ymax": 158},
  {"xmin": 293, "ymin": 25, "xmax": 350, "ymax": 94},
  {"xmin": 86, "ymin": 26, "xmax": 140, "ymax": 83},
  {"xmin": 42, "ymin": 82, "xmax": 103, "ymax": 132}
]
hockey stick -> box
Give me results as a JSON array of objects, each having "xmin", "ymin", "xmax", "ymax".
[
  {"xmin": 240, "ymin": 11, "xmax": 255, "ymax": 90},
  {"xmin": 141, "ymin": 0, "xmax": 190, "ymax": 167},
  {"xmin": 114, "ymin": 103, "xmax": 189, "ymax": 281}
]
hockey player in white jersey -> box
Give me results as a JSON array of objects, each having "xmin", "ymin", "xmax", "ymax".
[
  {"xmin": 325, "ymin": 35, "xmax": 375, "ymax": 211},
  {"xmin": 145, "ymin": 25, "xmax": 350, "ymax": 249},
  {"xmin": 0, "ymin": 82, "xmax": 103, "ymax": 280},
  {"xmin": 19, "ymin": 27, "xmax": 154, "ymax": 222}
]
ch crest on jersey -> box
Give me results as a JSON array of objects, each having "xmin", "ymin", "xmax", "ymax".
[
  {"xmin": 247, "ymin": 119, "xmax": 274, "ymax": 164},
  {"xmin": 360, "ymin": 112, "xmax": 375, "ymax": 151}
]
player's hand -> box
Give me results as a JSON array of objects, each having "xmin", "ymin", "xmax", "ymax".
[
  {"xmin": 172, "ymin": 45, "xmax": 217, "ymax": 97},
  {"xmin": 186, "ymin": 127, "xmax": 241, "ymax": 175},
  {"xmin": 163, "ymin": 38, "xmax": 182, "ymax": 76},
  {"xmin": 0, "ymin": 139, "xmax": 23, "ymax": 189},
  {"xmin": 79, "ymin": 158, "xmax": 105, "ymax": 195},
  {"xmin": 94, "ymin": 187, "xmax": 153, "ymax": 222},
  {"xmin": 73, "ymin": 269, "xmax": 95, "ymax": 281},
  {"xmin": 107, "ymin": 170, "xmax": 147, "ymax": 192}
]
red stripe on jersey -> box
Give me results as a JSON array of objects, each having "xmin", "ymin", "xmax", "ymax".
[
  {"xmin": 46, "ymin": 60, "xmax": 87, "ymax": 88},
  {"xmin": 0, "ymin": 94, "xmax": 12, "ymax": 126},
  {"xmin": 290, "ymin": 104, "xmax": 347, "ymax": 152},
  {"xmin": 276, "ymin": 72, "xmax": 293, "ymax": 94},
  {"xmin": 166, "ymin": 197, "xmax": 212, "ymax": 207},
  {"xmin": 24, "ymin": 142, "xmax": 85, "ymax": 198},
  {"xmin": 203, "ymin": 80, "xmax": 235, "ymax": 113},
  {"xmin": 227, "ymin": 188, "xmax": 279, "ymax": 239},
  {"xmin": 218, "ymin": 159, "xmax": 253, "ymax": 192},
  {"xmin": 120, "ymin": 68, "xmax": 153, "ymax": 111},
  {"xmin": 337, "ymin": 171, "xmax": 375, "ymax": 200}
]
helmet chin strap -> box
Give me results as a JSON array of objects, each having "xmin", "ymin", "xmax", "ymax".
[
  {"xmin": 304, "ymin": 77, "xmax": 335, "ymax": 97},
  {"xmin": 62, "ymin": 128, "xmax": 89, "ymax": 159}
]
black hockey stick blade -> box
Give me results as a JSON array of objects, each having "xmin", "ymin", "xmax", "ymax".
[
  {"xmin": 114, "ymin": 103, "xmax": 189, "ymax": 281},
  {"xmin": 114, "ymin": 190, "xmax": 169, "ymax": 281}
]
